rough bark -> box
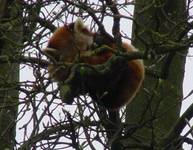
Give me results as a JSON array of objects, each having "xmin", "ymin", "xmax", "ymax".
[
  {"xmin": 124, "ymin": 0, "xmax": 187, "ymax": 149},
  {"xmin": 0, "ymin": 0, "xmax": 23, "ymax": 149}
]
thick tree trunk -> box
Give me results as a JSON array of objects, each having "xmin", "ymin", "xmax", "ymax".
[
  {"xmin": 123, "ymin": 0, "xmax": 187, "ymax": 149},
  {"xmin": 0, "ymin": 0, "xmax": 23, "ymax": 149}
]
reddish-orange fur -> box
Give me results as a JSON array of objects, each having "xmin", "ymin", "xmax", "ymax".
[
  {"xmin": 43, "ymin": 19, "xmax": 144, "ymax": 110},
  {"xmin": 82, "ymin": 42, "xmax": 144, "ymax": 110},
  {"xmin": 48, "ymin": 26, "xmax": 75, "ymax": 62}
]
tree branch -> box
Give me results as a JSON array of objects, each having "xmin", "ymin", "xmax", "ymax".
[
  {"xmin": 18, "ymin": 120, "xmax": 99, "ymax": 150},
  {"xmin": 162, "ymin": 102, "xmax": 193, "ymax": 149},
  {"xmin": 64, "ymin": 0, "xmax": 114, "ymax": 41},
  {"xmin": 0, "ymin": 55, "xmax": 48, "ymax": 68}
]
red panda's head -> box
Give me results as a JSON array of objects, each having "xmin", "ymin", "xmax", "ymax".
[{"xmin": 43, "ymin": 18, "xmax": 94, "ymax": 61}]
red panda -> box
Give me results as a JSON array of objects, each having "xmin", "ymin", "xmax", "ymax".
[{"xmin": 43, "ymin": 18, "xmax": 144, "ymax": 110}]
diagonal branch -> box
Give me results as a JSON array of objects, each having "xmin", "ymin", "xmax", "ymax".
[{"xmin": 162, "ymin": 102, "xmax": 193, "ymax": 148}]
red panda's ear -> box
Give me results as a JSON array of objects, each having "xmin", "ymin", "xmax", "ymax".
[
  {"xmin": 73, "ymin": 18, "xmax": 94, "ymax": 36},
  {"xmin": 74, "ymin": 18, "xmax": 85, "ymax": 32},
  {"xmin": 67, "ymin": 18, "xmax": 85, "ymax": 32}
]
